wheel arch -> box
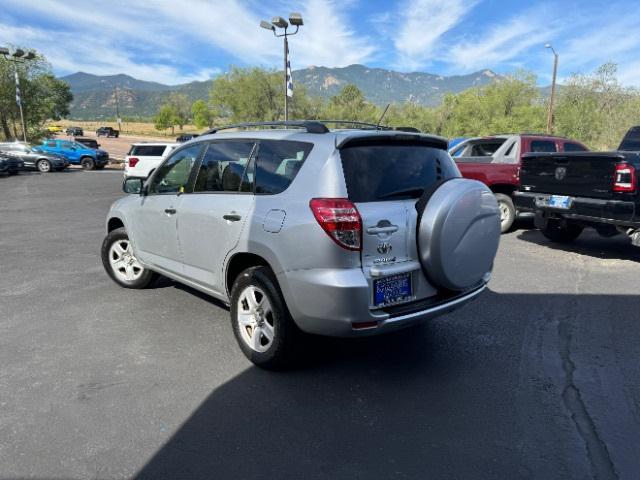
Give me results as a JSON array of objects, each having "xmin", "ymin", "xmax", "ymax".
[
  {"xmin": 225, "ymin": 252, "xmax": 273, "ymax": 297},
  {"xmin": 489, "ymin": 183, "xmax": 517, "ymax": 197},
  {"xmin": 107, "ymin": 216, "xmax": 125, "ymax": 233}
]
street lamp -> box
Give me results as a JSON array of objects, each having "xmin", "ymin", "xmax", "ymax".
[
  {"xmin": 260, "ymin": 12, "xmax": 304, "ymax": 122},
  {"xmin": 545, "ymin": 43, "xmax": 559, "ymax": 134},
  {"xmin": 1, "ymin": 46, "xmax": 37, "ymax": 142}
]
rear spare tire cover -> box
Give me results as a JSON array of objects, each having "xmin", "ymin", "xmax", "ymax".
[{"xmin": 416, "ymin": 178, "xmax": 500, "ymax": 291}]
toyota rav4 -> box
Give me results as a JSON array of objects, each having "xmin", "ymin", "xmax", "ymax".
[{"xmin": 102, "ymin": 121, "xmax": 500, "ymax": 368}]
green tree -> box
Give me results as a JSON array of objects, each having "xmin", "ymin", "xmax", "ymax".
[
  {"xmin": 167, "ymin": 92, "xmax": 190, "ymax": 130},
  {"xmin": 210, "ymin": 66, "xmax": 319, "ymax": 123},
  {"xmin": 0, "ymin": 50, "xmax": 72, "ymax": 140},
  {"xmin": 323, "ymin": 84, "xmax": 380, "ymax": 122},
  {"xmin": 191, "ymin": 99, "xmax": 214, "ymax": 129},
  {"xmin": 154, "ymin": 104, "xmax": 176, "ymax": 134}
]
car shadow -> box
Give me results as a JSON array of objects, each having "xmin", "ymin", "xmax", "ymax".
[
  {"xmin": 131, "ymin": 290, "xmax": 640, "ymax": 479},
  {"xmin": 517, "ymin": 228, "xmax": 640, "ymax": 262}
]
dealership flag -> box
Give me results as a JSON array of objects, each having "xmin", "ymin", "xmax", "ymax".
[
  {"xmin": 286, "ymin": 43, "xmax": 293, "ymax": 98},
  {"xmin": 14, "ymin": 71, "xmax": 21, "ymax": 106}
]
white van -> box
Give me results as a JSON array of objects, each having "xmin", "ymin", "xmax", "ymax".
[{"xmin": 124, "ymin": 142, "xmax": 178, "ymax": 178}]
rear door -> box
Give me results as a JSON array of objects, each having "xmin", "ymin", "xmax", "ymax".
[
  {"xmin": 339, "ymin": 141, "xmax": 459, "ymax": 307},
  {"xmin": 177, "ymin": 140, "xmax": 257, "ymax": 292}
]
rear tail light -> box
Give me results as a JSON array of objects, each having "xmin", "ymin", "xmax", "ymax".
[
  {"xmin": 613, "ymin": 163, "xmax": 636, "ymax": 193},
  {"xmin": 128, "ymin": 157, "xmax": 140, "ymax": 168},
  {"xmin": 309, "ymin": 198, "xmax": 362, "ymax": 251}
]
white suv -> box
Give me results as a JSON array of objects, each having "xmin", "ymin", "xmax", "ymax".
[{"xmin": 124, "ymin": 142, "xmax": 178, "ymax": 178}]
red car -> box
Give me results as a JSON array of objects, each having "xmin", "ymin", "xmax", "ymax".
[{"xmin": 449, "ymin": 134, "xmax": 588, "ymax": 232}]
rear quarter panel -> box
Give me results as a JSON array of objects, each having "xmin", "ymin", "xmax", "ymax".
[{"xmin": 456, "ymin": 162, "xmax": 519, "ymax": 188}]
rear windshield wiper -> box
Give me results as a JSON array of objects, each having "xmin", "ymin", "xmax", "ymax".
[{"xmin": 377, "ymin": 187, "xmax": 425, "ymax": 200}]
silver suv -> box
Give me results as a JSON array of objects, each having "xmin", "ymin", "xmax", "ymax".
[{"xmin": 102, "ymin": 121, "xmax": 501, "ymax": 368}]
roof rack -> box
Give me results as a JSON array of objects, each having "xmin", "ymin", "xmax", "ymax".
[
  {"xmin": 205, "ymin": 121, "xmax": 329, "ymax": 135},
  {"xmin": 204, "ymin": 120, "xmax": 423, "ymax": 135}
]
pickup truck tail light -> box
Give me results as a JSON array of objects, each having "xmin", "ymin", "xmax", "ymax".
[
  {"xmin": 613, "ymin": 163, "xmax": 636, "ymax": 193},
  {"xmin": 128, "ymin": 157, "xmax": 140, "ymax": 168},
  {"xmin": 309, "ymin": 198, "xmax": 362, "ymax": 251}
]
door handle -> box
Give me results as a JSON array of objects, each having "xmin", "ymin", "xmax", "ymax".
[
  {"xmin": 223, "ymin": 214, "xmax": 242, "ymax": 222},
  {"xmin": 366, "ymin": 225, "xmax": 398, "ymax": 234},
  {"xmin": 164, "ymin": 208, "xmax": 177, "ymax": 214}
]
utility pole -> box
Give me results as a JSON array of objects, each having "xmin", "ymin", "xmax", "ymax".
[
  {"xmin": 260, "ymin": 13, "xmax": 303, "ymax": 122},
  {"xmin": 114, "ymin": 84, "xmax": 122, "ymax": 132},
  {"xmin": 545, "ymin": 44, "xmax": 559, "ymax": 134}
]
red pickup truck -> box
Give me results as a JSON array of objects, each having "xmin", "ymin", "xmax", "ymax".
[{"xmin": 449, "ymin": 134, "xmax": 588, "ymax": 232}]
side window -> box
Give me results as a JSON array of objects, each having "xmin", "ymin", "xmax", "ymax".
[
  {"xmin": 255, "ymin": 140, "xmax": 313, "ymax": 195},
  {"xmin": 150, "ymin": 144, "xmax": 202, "ymax": 194},
  {"xmin": 530, "ymin": 140, "xmax": 557, "ymax": 153},
  {"xmin": 564, "ymin": 142, "xmax": 587, "ymax": 152},
  {"xmin": 194, "ymin": 141, "xmax": 256, "ymax": 193},
  {"xmin": 46, "ymin": 141, "xmax": 56, "ymax": 147}
]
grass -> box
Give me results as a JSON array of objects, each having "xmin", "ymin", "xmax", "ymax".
[{"xmin": 53, "ymin": 120, "xmax": 204, "ymax": 138}]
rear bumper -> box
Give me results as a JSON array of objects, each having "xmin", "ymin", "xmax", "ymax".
[
  {"xmin": 278, "ymin": 267, "xmax": 487, "ymax": 337},
  {"xmin": 515, "ymin": 191, "xmax": 640, "ymax": 227}
]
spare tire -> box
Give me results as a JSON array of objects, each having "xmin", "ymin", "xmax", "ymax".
[{"xmin": 416, "ymin": 178, "xmax": 500, "ymax": 291}]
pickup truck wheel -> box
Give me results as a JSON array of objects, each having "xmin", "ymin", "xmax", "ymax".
[
  {"xmin": 81, "ymin": 157, "xmax": 95, "ymax": 170},
  {"xmin": 36, "ymin": 159, "xmax": 51, "ymax": 173},
  {"xmin": 230, "ymin": 266, "xmax": 300, "ymax": 370},
  {"xmin": 101, "ymin": 227, "xmax": 157, "ymax": 288},
  {"xmin": 495, "ymin": 193, "xmax": 516, "ymax": 233},
  {"xmin": 541, "ymin": 220, "xmax": 583, "ymax": 243}
]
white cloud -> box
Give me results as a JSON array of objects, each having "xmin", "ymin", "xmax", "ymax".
[
  {"xmin": 448, "ymin": 9, "xmax": 557, "ymax": 72},
  {"xmin": 393, "ymin": 0, "xmax": 478, "ymax": 70},
  {"xmin": 0, "ymin": 0, "xmax": 376, "ymax": 83}
]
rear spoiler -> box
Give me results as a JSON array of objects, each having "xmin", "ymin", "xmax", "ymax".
[{"xmin": 336, "ymin": 132, "xmax": 448, "ymax": 150}]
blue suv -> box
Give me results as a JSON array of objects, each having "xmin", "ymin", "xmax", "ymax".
[{"xmin": 39, "ymin": 139, "xmax": 109, "ymax": 170}]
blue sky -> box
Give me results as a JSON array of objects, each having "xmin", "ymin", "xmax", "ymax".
[{"xmin": 1, "ymin": 0, "xmax": 639, "ymax": 86}]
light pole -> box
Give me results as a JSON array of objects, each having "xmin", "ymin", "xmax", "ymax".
[
  {"xmin": 545, "ymin": 43, "xmax": 559, "ymax": 134},
  {"xmin": 260, "ymin": 13, "xmax": 304, "ymax": 122},
  {"xmin": 0, "ymin": 47, "xmax": 36, "ymax": 142}
]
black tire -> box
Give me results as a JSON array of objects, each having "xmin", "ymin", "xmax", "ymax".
[
  {"xmin": 81, "ymin": 157, "xmax": 95, "ymax": 170},
  {"xmin": 36, "ymin": 159, "xmax": 51, "ymax": 173},
  {"xmin": 230, "ymin": 266, "xmax": 300, "ymax": 369},
  {"xmin": 541, "ymin": 219, "xmax": 583, "ymax": 243},
  {"xmin": 101, "ymin": 227, "xmax": 157, "ymax": 289},
  {"xmin": 495, "ymin": 193, "xmax": 516, "ymax": 233}
]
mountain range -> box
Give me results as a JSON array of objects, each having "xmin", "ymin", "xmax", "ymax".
[{"xmin": 60, "ymin": 65, "xmax": 502, "ymax": 120}]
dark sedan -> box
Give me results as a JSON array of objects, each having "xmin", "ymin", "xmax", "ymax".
[
  {"xmin": 0, "ymin": 142, "xmax": 68, "ymax": 172},
  {"xmin": 0, "ymin": 151, "xmax": 24, "ymax": 175}
]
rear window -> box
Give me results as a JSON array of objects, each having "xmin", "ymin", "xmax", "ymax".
[
  {"xmin": 129, "ymin": 145, "xmax": 167, "ymax": 156},
  {"xmin": 470, "ymin": 141, "xmax": 504, "ymax": 156},
  {"xmin": 563, "ymin": 142, "xmax": 587, "ymax": 152},
  {"xmin": 340, "ymin": 143, "xmax": 458, "ymax": 202},
  {"xmin": 530, "ymin": 140, "xmax": 557, "ymax": 152}
]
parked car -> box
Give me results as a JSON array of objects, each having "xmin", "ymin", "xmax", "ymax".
[
  {"xmin": 124, "ymin": 142, "xmax": 178, "ymax": 178},
  {"xmin": 176, "ymin": 133, "xmax": 199, "ymax": 142},
  {"xmin": 515, "ymin": 126, "xmax": 640, "ymax": 245},
  {"xmin": 0, "ymin": 142, "xmax": 68, "ymax": 172},
  {"xmin": 96, "ymin": 126, "xmax": 119, "ymax": 138},
  {"xmin": 46, "ymin": 125, "xmax": 64, "ymax": 133},
  {"xmin": 75, "ymin": 138, "xmax": 100, "ymax": 149},
  {"xmin": 0, "ymin": 152, "xmax": 19, "ymax": 176},
  {"xmin": 102, "ymin": 121, "xmax": 501, "ymax": 368},
  {"xmin": 449, "ymin": 134, "xmax": 588, "ymax": 232},
  {"xmin": 66, "ymin": 126, "xmax": 84, "ymax": 136},
  {"xmin": 39, "ymin": 139, "xmax": 109, "ymax": 170},
  {"xmin": 448, "ymin": 137, "xmax": 468, "ymax": 152}
]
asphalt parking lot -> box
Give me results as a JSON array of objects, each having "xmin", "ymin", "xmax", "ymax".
[{"xmin": 1, "ymin": 171, "xmax": 640, "ymax": 480}]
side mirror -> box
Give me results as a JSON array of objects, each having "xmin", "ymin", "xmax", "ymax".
[{"xmin": 123, "ymin": 177, "xmax": 144, "ymax": 195}]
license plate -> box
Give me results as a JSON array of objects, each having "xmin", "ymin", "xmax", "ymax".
[
  {"xmin": 548, "ymin": 195, "xmax": 572, "ymax": 209},
  {"xmin": 374, "ymin": 273, "xmax": 412, "ymax": 306}
]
